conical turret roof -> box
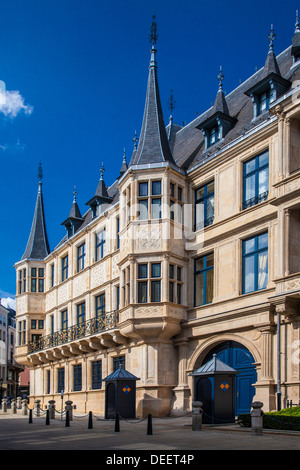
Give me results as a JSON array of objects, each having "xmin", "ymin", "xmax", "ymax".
[
  {"xmin": 21, "ymin": 163, "xmax": 50, "ymax": 260},
  {"xmin": 129, "ymin": 18, "xmax": 175, "ymax": 167}
]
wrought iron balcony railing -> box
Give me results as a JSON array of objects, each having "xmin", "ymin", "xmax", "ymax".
[
  {"xmin": 242, "ymin": 191, "xmax": 268, "ymax": 210},
  {"xmin": 28, "ymin": 311, "xmax": 119, "ymax": 354}
]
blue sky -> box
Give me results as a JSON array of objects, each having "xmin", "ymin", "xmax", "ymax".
[{"xmin": 0, "ymin": 0, "xmax": 298, "ymax": 305}]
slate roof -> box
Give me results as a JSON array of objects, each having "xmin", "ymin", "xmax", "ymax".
[
  {"xmin": 190, "ymin": 354, "xmax": 238, "ymax": 376},
  {"xmin": 42, "ymin": 28, "xmax": 300, "ymax": 257},
  {"xmin": 22, "ymin": 181, "xmax": 50, "ymax": 260}
]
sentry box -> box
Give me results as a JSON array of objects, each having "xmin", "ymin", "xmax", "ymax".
[
  {"xmin": 190, "ymin": 354, "xmax": 238, "ymax": 424},
  {"xmin": 103, "ymin": 365, "xmax": 139, "ymax": 419}
]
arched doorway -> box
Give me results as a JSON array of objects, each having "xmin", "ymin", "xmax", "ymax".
[{"xmin": 202, "ymin": 341, "xmax": 257, "ymax": 415}]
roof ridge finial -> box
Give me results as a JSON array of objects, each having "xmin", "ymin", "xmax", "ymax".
[
  {"xmin": 38, "ymin": 161, "xmax": 43, "ymax": 183},
  {"xmin": 123, "ymin": 147, "xmax": 126, "ymax": 162},
  {"xmin": 218, "ymin": 66, "xmax": 224, "ymax": 91},
  {"xmin": 73, "ymin": 185, "xmax": 77, "ymax": 202},
  {"xmin": 149, "ymin": 12, "xmax": 158, "ymax": 47},
  {"xmin": 100, "ymin": 162, "xmax": 105, "ymax": 181},
  {"xmin": 268, "ymin": 24, "xmax": 276, "ymax": 51},
  {"xmin": 296, "ymin": 10, "xmax": 300, "ymax": 32},
  {"xmin": 168, "ymin": 89, "xmax": 176, "ymax": 122},
  {"xmin": 133, "ymin": 130, "xmax": 139, "ymax": 150}
]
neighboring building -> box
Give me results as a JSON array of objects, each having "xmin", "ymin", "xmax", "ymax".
[
  {"xmin": 0, "ymin": 302, "xmax": 24, "ymax": 400},
  {"xmin": 14, "ymin": 17, "xmax": 300, "ymax": 417}
]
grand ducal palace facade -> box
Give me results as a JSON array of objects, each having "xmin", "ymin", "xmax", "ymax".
[{"xmin": 14, "ymin": 18, "xmax": 300, "ymax": 418}]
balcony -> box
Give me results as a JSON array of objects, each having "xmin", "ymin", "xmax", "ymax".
[{"xmin": 27, "ymin": 311, "xmax": 126, "ymax": 362}]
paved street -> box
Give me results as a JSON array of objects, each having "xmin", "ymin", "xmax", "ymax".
[{"xmin": 0, "ymin": 411, "xmax": 299, "ymax": 454}]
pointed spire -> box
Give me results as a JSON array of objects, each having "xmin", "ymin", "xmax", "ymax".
[
  {"xmin": 212, "ymin": 66, "xmax": 229, "ymax": 115},
  {"xmin": 133, "ymin": 130, "xmax": 138, "ymax": 150},
  {"xmin": 22, "ymin": 162, "xmax": 50, "ymax": 260},
  {"xmin": 129, "ymin": 15, "xmax": 175, "ymax": 166},
  {"xmin": 120, "ymin": 148, "xmax": 128, "ymax": 174},
  {"xmin": 261, "ymin": 24, "xmax": 281, "ymax": 79},
  {"xmin": 292, "ymin": 10, "xmax": 300, "ymax": 61},
  {"xmin": 61, "ymin": 186, "xmax": 83, "ymax": 236},
  {"xmin": 68, "ymin": 186, "xmax": 82, "ymax": 219},
  {"xmin": 168, "ymin": 89, "xmax": 176, "ymax": 123}
]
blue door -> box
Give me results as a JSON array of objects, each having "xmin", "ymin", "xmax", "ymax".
[{"xmin": 203, "ymin": 341, "xmax": 257, "ymax": 415}]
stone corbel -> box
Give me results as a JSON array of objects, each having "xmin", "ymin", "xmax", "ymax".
[{"xmin": 275, "ymin": 300, "xmax": 298, "ymax": 319}]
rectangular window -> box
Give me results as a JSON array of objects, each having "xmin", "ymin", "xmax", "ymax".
[
  {"xmin": 51, "ymin": 264, "xmax": 54, "ymax": 288},
  {"xmin": 95, "ymin": 229, "xmax": 106, "ymax": 261},
  {"xmin": 92, "ymin": 360, "xmax": 102, "ymax": 389},
  {"xmin": 62, "ymin": 255, "xmax": 68, "ymax": 281},
  {"xmin": 31, "ymin": 268, "xmax": 37, "ymax": 292},
  {"xmin": 31, "ymin": 320, "xmax": 37, "ymax": 329},
  {"xmin": 116, "ymin": 217, "xmax": 120, "ymax": 249},
  {"xmin": 258, "ymin": 89, "xmax": 276, "ymax": 115},
  {"xmin": 73, "ymin": 364, "xmax": 82, "ymax": 392},
  {"xmin": 195, "ymin": 181, "xmax": 214, "ymax": 231},
  {"xmin": 77, "ymin": 244, "xmax": 85, "ymax": 272},
  {"xmin": 113, "ymin": 356, "xmax": 125, "ymax": 371},
  {"xmin": 95, "ymin": 294, "xmax": 105, "ymax": 318},
  {"xmin": 58, "ymin": 368, "xmax": 65, "ymax": 393},
  {"xmin": 194, "ymin": 253, "xmax": 214, "ymax": 306},
  {"xmin": 77, "ymin": 303, "xmax": 85, "ymax": 324},
  {"xmin": 30, "ymin": 267, "xmax": 44, "ymax": 292},
  {"xmin": 242, "ymin": 232, "xmax": 268, "ymax": 294},
  {"xmin": 243, "ymin": 151, "xmax": 269, "ymax": 209},
  {"xmin": 138, "ymin": 180, "xmax": 162, "ymax": 220},
  {"xmin": 61, "ymin": 310, "xmax": 68, "ymax": 330},
  {"xmin": 38, "ymin": 320, "xmax": 44, "ymax": 329},
  {"xmin": 47, "ymin": 370, "xmax": 51, "ymax": 394},
  {"xmin": 137, "ymin": 262, "xmax": 161, "ymax": 303},
  {"xmin": 18, "ymin": 269, "xmax": 26, "ymax": 294}
]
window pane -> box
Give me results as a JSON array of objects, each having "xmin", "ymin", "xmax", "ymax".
[
  {"xmin": 258, "ymin": 167, "xmax": 269, "ymax": 194},
  {"xmin": 243, "ymin": 255, "xmax": 255, "ymax": 294},
  {"xmin": 206, "ymin": 269, "xmax": 214, "ymax": 303},
  {"xmin": 138, "ymin": 282, "xmax": 147, "ymax": 303},
  {"xmin": 244, "ymin": 158, "xmax": 256, "ymax": 175},
  {"xmin": 195, "ymin": 272, "xmax": 204, "ymax": 306},
  {"xmin": 258, "ymin": 232, "xmax": 268, "ymax": 250},
  {"xmin": 195, "ymin": 258, "xmax": 204, "ymax": 272},
  {"xmin": 151, "ymin": 263, "xmax": 161, "ymax": 278},
  {"xmin": 31, "ymin": 268, "xmax": 37, "ymax": 277},
  {"xmin": 206, "ymin": 253, "xmax": 214, "ymax": 268},
  {"xmin": 244, "ymin": 174, "xmax": 256, "ymax": 201},
  {"xmin": 244, "ymin": 237, "xmax": 255, "ymax": 255},
  {"xmin": 151, "ymin": 280, "xmax": 161, "ymax": 302},
  {"xmin": 138, "ymin": 264, "xmax": 148, "ymax": 279},
  {"xmin": 151, "ymin": 198, "xmax": 161, "ymax": 219},
  {"xmin": 258, "ymin": 252, "xmax": 268, "ymax": 290},
  {"xmin": 139, "ymin": 182, "xmax": 148, "ymax": 196},
  {"xmin": 169, "ymin": 281, "xmax": 174, "ymax": 302},
  {"xmin": 152, "ymin": 180, "xmax": 161, "ymax": 195},
  {"xmin": 258, "ymin": 151, "xmax": 268, "ymax": 168},
  {"xmin": 139, "ymin": 200, "xmax": 148, "ymax": 220},
  {"xmin": 196, "ymin": 187, "xmax": 205, "ymax": 200},
  {"xmin": 206, "ymin": 196, "xmax": 214, "ymax": 221}
]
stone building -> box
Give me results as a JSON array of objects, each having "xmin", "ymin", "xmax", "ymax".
[{"xmin": 14, "ymin": 17, "xmax": 300, "ymax": 417}]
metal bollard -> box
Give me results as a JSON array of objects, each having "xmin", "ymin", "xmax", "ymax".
[
  {"xmin": 11, "ymin": 399, "xmax": 17, "ymax": 414},
  {"xmin": 45, "ymin": 409, "xmax": 50, "ymax": 425},
  {"xmin": 29, "ymin": 408, "xmax": 33, "ymax": 423},
  {"xmin": 65, "ymin": 400, "xmax": 73, "ymax": 421},
  {"xmin": 48, "ymin": 400, "xmax": 56, "ymax": 419},
  {"xmin": 22, "ymin": 399, "xmax": 28, "ymax": 416},
  {"xmin": 65, "ymin": 409, "xmax": 70, "ymax": 427},
  {"xmin": 2, "ymin": 398, "xmax": 7, "ymax": 413},
  {"xmin": 17, "ymin": 397, "xmax": 21, "ymax": 409},
  {"xmin": 34, "ymin": 399, "xmax": 41, "ymax": 417},
  {"xmin": 115, "ymin": 412, "xmax": 120, "ymax": 432},
  {"xmin": 88, "ymin": 411, "xmax": 93, "ymax": 429},
  {"xmin": 251, "ymin": 401, "xmax": 264, "ymax": 436},
  {"xmin": 192, "ymin": 401, "xmax": 203, "ymax": 431},
  {"xmin": 147, "ymin": 414, "xmax": 153, "ymax": 435}
]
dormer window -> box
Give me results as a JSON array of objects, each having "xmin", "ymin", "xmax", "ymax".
[
  {"xmin": 208, "ymin": 125, "xmax": 221, "ymax": 147},
  {"xmin": 258, "ymin": 88, "xmax": 276, "ymax": 115}
]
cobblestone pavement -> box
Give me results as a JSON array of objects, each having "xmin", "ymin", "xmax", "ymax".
[{"xmin": 0, "ymin": 412, "xmax": 299, "ymax": 453}]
